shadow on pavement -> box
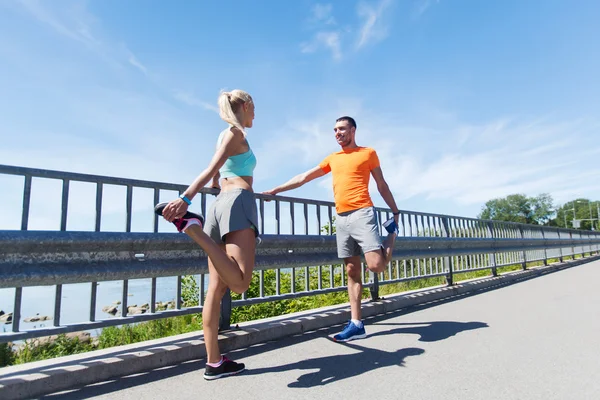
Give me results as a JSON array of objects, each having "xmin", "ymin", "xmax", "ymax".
[
  {"xmin": 43, "ymin": 319, "xmax": 487, "ymax": 397},
  {"xmin": 246, "ymin": 345, "xmax": 425, "ymax": 388}
]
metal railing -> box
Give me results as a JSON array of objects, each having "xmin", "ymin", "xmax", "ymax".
[{"xmin": 1, "ymin": 164, "xmax": 600, "ymax": 342}]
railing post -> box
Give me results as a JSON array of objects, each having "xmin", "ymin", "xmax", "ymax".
[
  {"xmin": 540, "ymin": 227, "xmax": 548, "ymax": 266},
  {"xmin": 570, "ymin": 230, "xmax": 575, "ymax": 260},
  {"xmin": 518, "ymin": 226, "xmax": 527, "ymax": 270},
  {"xmin": 369, "ymin": 271, "xmax": 380, "ymax": 301},
  {"xmin": 219, "ymin": 289, "xmax": 232, "ymax": 331},
  {"xmin": 442, "ymin": 217, "xmax": 454, "ymax": 286},
  {"xmin": 487, "ymin": 222, "xmax": 498, "ymax": 276},
  {"xmin": 557, "ymin": 229, "xmax": 564, "ymax": 262}
]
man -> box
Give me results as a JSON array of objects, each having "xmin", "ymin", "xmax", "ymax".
[{"xmin": 263, "ymin": 116, "xmax": 400, "ymax": 342}]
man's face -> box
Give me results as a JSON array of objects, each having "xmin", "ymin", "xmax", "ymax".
[{"xmin": 333, "ymin": 120, "xmax": 354, "ymax": 147}]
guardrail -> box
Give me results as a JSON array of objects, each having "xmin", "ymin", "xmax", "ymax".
[{"xmin": 1, "ymin": 164, "xmax": 599, "ymax": 342}]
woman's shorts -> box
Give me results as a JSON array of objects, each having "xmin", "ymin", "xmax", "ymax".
[{"xmin": 203, "ymin": 188, "xmax": 259, "ymax": 244}]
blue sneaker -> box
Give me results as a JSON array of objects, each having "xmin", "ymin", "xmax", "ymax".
[
  {"xmin": 383, "ymin": 217, "xmax": 399, "ymax": 235},
  {"xmin": 333, "ymin": 321, "xmax": 367, "ymax": 342}
]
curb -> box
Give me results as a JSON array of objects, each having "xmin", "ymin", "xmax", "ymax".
[{"xmin": 1, "ymin": 255, "xmax": 598, "ymax": 399}]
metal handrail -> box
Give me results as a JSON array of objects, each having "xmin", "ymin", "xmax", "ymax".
[{"xmin": 1, "ymin": 163, "xmax": 600, "ymax": 342}]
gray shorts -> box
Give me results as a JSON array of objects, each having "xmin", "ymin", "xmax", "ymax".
[
  {"xmin": 204, "ymin": 188, "xmax": 259, "ymax": 244},
  {"xmin": 336, "ymin": 206, "xmax": 383, "ymax": 258}
]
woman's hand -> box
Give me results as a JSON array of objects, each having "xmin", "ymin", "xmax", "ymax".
[{"xmin": 162, "ymin": 198, "xmax": 189, "ymax": 222}]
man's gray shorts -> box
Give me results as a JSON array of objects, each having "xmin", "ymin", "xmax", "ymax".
[
  {"xmin": 336, "ymin": 206, "xmax": 383, "ymax": 258},
  {"xmin": 204, "ymin": 188, "xmax": 259, "ymax": 244}
]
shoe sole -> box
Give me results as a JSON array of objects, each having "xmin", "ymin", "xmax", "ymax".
[
  {"xmin": 154, "ymin": 202, "xmax": 168, "ymax": 216},
  {"xmin": 333, "ymin": 333, "xmax": 367, "ymax": 342},
  {"xmin": 203, "ymin": 367, "xmax": 246, "ymax": 380},
  {"xmin": 154, "ymin": 202, "xmax": 205, "ymax": 225}
]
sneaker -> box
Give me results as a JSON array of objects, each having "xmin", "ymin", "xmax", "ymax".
[
  {"xmin": 333, "ymin": 321, "xmax": 367, "ymax": 342},
  {"xmin": 154, "ymin": 202, "xmax": 204, "ymax": 233},
  {"xmin": 383, "ymin": 217, "xmax": 399, "ymax": 235},
  {"xmin": 203, "ymin": 356, "xmax": 245, "ymax": 380}
]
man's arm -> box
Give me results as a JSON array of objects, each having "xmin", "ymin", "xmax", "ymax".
[
  {"xmin": 371, "ymin": 167, "xmax": 400, "ymax": 222},
  {"xmin": 263, "ymin": 166, "xmax": 326, "ymax": 196}
]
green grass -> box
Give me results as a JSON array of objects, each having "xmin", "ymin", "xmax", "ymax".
[
  {"xmin": 11, "ymin": 335, "xmax": 94, "ymax": 365},
  {"xmin": 97, "ymin": 313, "xmax": 203, "ymax": 348}
]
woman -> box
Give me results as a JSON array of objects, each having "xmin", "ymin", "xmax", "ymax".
[{"xmin": 155, "ymin": 89, "xmax": 258, "ymax": 380}]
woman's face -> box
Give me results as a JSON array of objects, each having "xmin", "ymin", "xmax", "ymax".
[{"xmin": 243, "ymin": 101, "xmax": 255, "ymax": 128}]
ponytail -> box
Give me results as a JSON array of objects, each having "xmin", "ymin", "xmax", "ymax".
[{"xmin": 218, "ymin": 89, "xmax": 252, "ymax": 133}]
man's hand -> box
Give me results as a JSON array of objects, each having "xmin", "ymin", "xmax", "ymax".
[{"xmin": 262, "ymin": 189, "xmax": 278, "ymax": 201}]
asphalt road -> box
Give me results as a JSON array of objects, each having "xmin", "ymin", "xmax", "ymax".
[{"xmin": 44, "ymin": 261, "xmax": 600, "ymax": 400}]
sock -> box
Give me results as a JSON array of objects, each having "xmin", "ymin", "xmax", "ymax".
[
  {"xmin": 351, "ymin": 319, "xmax": 363, "ymax": 328},
  {"xmin": 206, "ymin": 356, "xmax": 224, "ymax": 368}
]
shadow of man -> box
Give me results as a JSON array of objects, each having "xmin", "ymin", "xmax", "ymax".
[
  {"xmin": 247, "ymin": 345, "xmax": 425, "ymax": 388},
  {"xmin": 245, "ymin": 320, "xmax": 487, "ymax": 388},
  {"xmin": 368, "ymin": 321, "xmax": 489, "ymax": 342}
]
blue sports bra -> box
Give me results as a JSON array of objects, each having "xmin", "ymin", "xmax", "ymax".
[{"xmin": 218, "ymin": 130, "xmax": 257, "ymax": 179}]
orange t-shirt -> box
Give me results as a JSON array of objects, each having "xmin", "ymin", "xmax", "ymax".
[{"xmin": 319, "ymin": 147, "xmax": 380, "ymax": 214}]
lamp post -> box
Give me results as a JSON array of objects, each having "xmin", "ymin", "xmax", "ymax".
[
  {"xmin": 564, "ymin": 207, "xmax": 575, "ymax": 228},
  {"xmin": 577, "ymin": 200, "xmax": 594, "ymax": 230}
]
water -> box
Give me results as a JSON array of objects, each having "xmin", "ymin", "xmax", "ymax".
[{"xmin": 0, "ymin": 276, "xmax": 209, "ymax": 336}]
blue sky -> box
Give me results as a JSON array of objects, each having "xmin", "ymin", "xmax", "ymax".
[{"xmin": 1, "ymin": 0, "xmax": 599, "ymax": 228}]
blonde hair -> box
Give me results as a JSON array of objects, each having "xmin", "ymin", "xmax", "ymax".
[{"xmin": 218, "ymin": 89, "xmax": 253, "ymax": 132}]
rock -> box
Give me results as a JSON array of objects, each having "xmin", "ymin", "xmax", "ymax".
[
  {"xmin": 140, "ymin": 303, "xmax": 149, "ymax": 309},
  {"xmin": 30, "ymin": 331, "xmax": 91, "ymax": 347},
  {"xmin": 0, "ymin": 313, "xmax": 13, "ymax": 324},
  {"xmin": 127, "ymin": 306, "xmax": 146, "ymax": 315},
  {"xmin": 102, "ymin": 305, "xmax": 118, "ymax": 315},
  {"xmin": 24, "ymin": 314, "xmax": 52, "ymax": 323},
  {"xmin": 66, "ymin": 332, "xmax": 91, "ymax": 344}
]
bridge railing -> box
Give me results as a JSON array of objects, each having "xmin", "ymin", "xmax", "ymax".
[{"xmin": 1, "ymin": 164, "xmax": 599, "ymax": 342}]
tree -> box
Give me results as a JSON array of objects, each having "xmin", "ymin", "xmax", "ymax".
[
  {"xmin": 554, "ymin": 199, "xmax": 599, "ymax": 230},
  {"xmin": 478, "ymin": 193, "xmax": 555, "ymax": 225},
  {"xmin": 530, "ymin": 193, "xmax": 554, "ymax": 225},
  {"xmin": 321, "ymin": 216, "xmax": 336, "ymax": 235}
]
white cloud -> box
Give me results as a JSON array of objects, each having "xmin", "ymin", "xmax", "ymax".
[
  {"xmin": 310, "ymin": 3, "xmax": 336, "ymax": 25},
  {"xmin": 17, "ymin": 0, "xmax": 99, "ymax": 47},
  {"xmin": 127, "ymin": 53, "xmax": 148, "ymax": 76},
  {"xmin": 301, "ymin": 31, "xmax": 342, "ymax": 60},
  {"xmin": 173, "ymin": 90, "xmax": 219, "ymax": 113},
  {"xmin": 260, "ymin": 95, "xmax": 600, "ymax": 216},
  {"xmin": 369, "ymin": 118, "xmax": 600, "ymax": 208},
  {"xmin": 301, "ymin": 0, "xmax": 393, "ymax": 60},
  {"xmin": 412, "ymin": 0, "xmax": 433, "ymax": 19},
  {"xmin": 356, "ymin": 0, "xmax": 393, "ymax": 49}
]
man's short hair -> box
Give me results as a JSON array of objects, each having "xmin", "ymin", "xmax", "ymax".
[{"xmin": 336, "ymin": 116, "xmax": 357, "ymax": 129}]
